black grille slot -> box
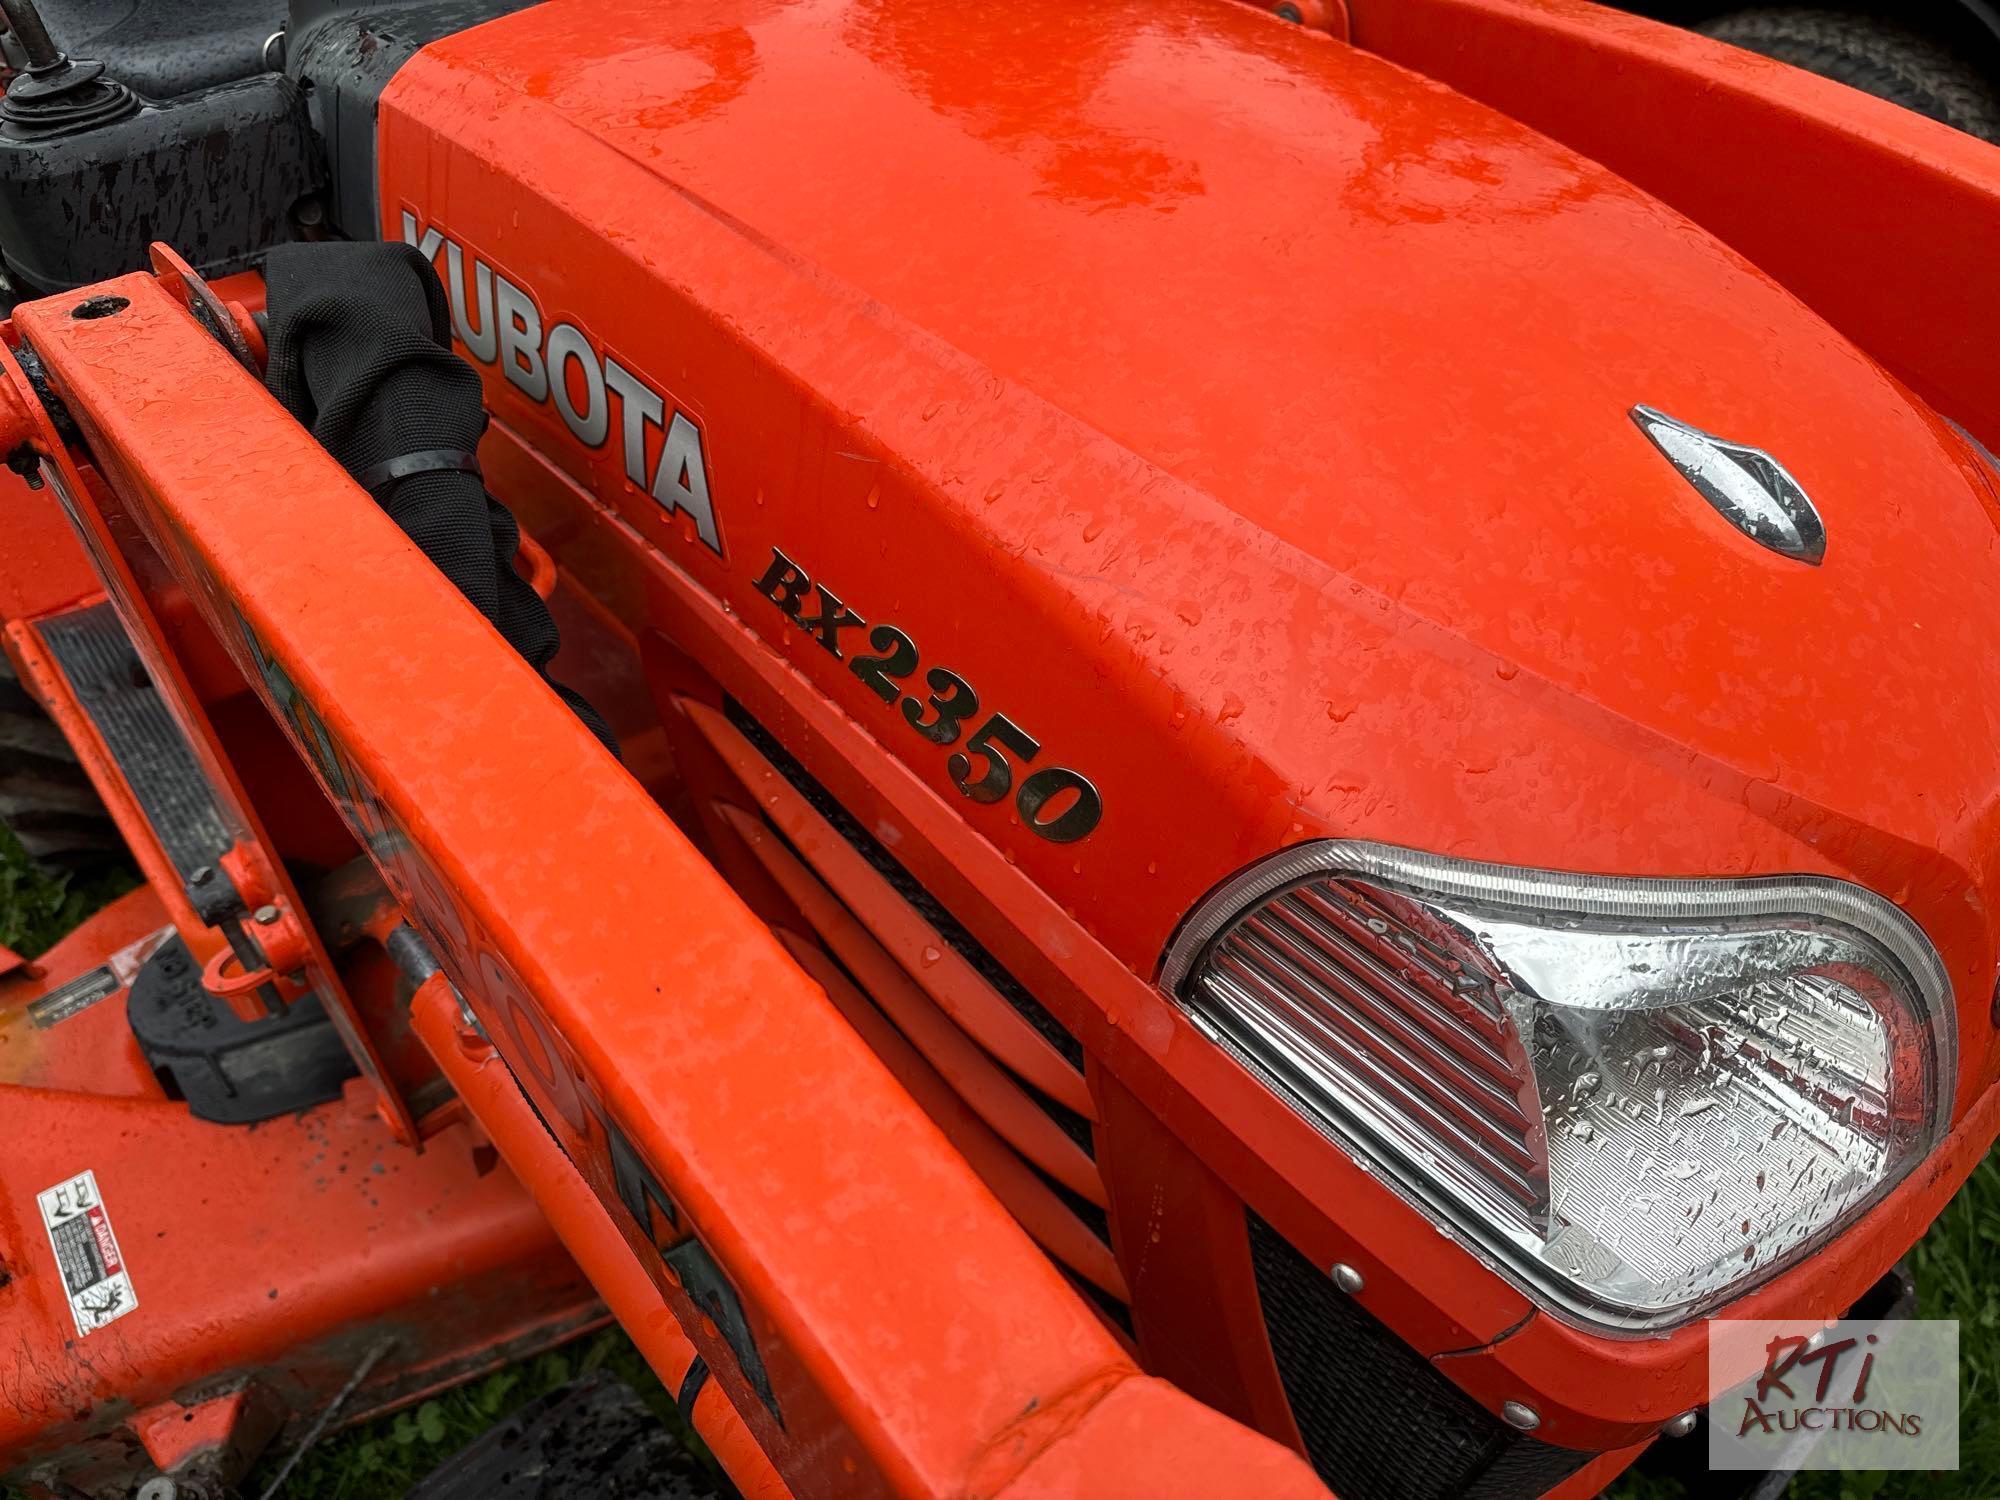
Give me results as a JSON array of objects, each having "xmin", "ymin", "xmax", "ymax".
[
  {"xmin": 1248, "ymin": 1212, "xmax": 1591, "ymax": 1500},
  {"xmin": 724, "ymin": 698, "xmax": 1086, "ymax": 1073},
  {"xmin": 1028, "ymin": 1160, "xmax": 1112, "ymax": 1247},
  {"xmin": 1066, "ymin": 1269, "xmax": 1136, "ymax": 1338},
  {"xmin": 1021, "ymin": 1078, "xmax": 1096, "ymax": 1156}
]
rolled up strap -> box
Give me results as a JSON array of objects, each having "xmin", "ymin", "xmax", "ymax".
[
  {"xmin": 261, "ymin": 240, "xmax": 617, "ymax": 755},
  {"xmin": 353, "ymin": 447, "xmax": 484, "ymax": 496}
]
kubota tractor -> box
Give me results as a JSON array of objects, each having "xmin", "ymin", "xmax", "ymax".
[{"xmin": 0, "ymin": 0, "xmax": 1996, "ymax": 1496}]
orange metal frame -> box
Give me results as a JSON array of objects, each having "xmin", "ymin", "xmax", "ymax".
[
  {"xmin": 371, "ymin": 0, "xmax": 2000, "ymax": 1472},
  {"xmin": 0, "ymin": 270, "xmax": 1325, "ymax": 1498},
  {"xmin": 2, "ymin": 3, "xmax": 1999, "ymax": 1494}
]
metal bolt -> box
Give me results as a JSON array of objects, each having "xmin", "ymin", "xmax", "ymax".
[
  {"xmin": 189, "ymin": 866, "xmax": 214, "ymax": 886},
  {"xmin": 1662, "ymin": 1410, "xmax": 1699, "ymax": 1438},
  {"xmin": 1329, "ymin": 1263, "xmax": 1364, "ymax": 1294},
  {"xmin": 253, "ymin": 904, "xmax": 280, "ymax": 925},
  {"xmin": 136, "ymin": 1478, "xmax": 178, "ymax": 1500},
  {"xmin": 1501, "ymin": 1401, "xmax": 1540, "ymax": 1432}
]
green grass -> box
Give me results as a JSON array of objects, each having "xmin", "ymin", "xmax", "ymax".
[
  {"xmin": 244, "ymin": 1327, "xmax": 718, "ymax": 1499},
  {"xmin": 0, "ymin": 824, "xmax": 135, "ymax": 957},
  {"xmin": 6, "ymin": 827, "xmax": 1997, "ymax": 1497}
]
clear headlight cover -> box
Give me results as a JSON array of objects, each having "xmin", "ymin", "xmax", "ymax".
[{"xmin": 1162, "ymin": 842, "xmax": 1954, "ymax": 1331}]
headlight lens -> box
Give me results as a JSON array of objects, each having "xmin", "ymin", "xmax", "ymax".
[{"xmin": 1162, "ymin": 842, "xmax": 1953, "ymax": 1330}]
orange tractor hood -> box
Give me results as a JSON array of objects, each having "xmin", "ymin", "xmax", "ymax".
[{"xmin": 392, "ymin": 0, "xmax": 2000, "ymax": 1097}]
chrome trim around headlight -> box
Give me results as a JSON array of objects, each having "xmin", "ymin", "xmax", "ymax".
[
  {"xmin": 1164, "ymin": 842, "xmax": 1952, "ymax": 1075},
  {"xmin": 1161, "ymin": 841, "xmax": 1957, "ymax": 1332}
]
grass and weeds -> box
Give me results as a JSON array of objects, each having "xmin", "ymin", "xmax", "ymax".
[
  {"xmin": 0, "ymin": 824, "xmax": 134, "ymax": 957},
  {"xmin": 6, "ymin": 828, "xmax": 1999, "ymax": 1497},
  {"xmin": 243, "ymin": 1327, "xmax": 710, "ymax": 1499}
]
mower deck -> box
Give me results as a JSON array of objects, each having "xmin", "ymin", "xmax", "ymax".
[{"xmin": 0, "ymin": 888, "xmax": 603, "ymax": 1493}]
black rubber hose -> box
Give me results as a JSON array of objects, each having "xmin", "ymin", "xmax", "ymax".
[{"xmin": 260, "ymin": 241, "xmax": 616, "ymax": 755}]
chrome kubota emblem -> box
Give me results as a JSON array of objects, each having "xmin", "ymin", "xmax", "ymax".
[{"xmin": 1631, "ymin": 405, "xmax": 1826, "ymax": 565}]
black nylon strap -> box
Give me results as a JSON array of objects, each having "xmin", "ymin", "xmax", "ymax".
[
  {"xmin": 353, "ymin": 447, "xmax": 482, "ymax": 496},
  {"xmin": 260, "ymin": 241, "xmax": 616, "ymax": 755}
]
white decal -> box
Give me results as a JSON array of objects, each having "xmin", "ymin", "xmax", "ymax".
[{"xmin": 37, "ymin": 1169, "xmax": 137, "ymax": 1337}]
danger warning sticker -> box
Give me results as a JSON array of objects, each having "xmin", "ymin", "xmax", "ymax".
[{"xmin": 36, "ymin": 1169, "xmax": 137, "ymax": 1337}]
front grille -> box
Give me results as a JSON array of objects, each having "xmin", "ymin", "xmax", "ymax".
[
  {"xmin": 1249, "ymin": 1212, "xmax": 1590, "ymax": 1500},
  {"xmin": 1194, "ymin": 876, "xmax": 1547, "ymax": 1228},
  {"xmin": 724, "ymin": 699, "xmax": 1087, "ymax": 1074},
  {"xmin": 741, "ymin": 793, "xmax": 1097, "ymax": 1159},
  {"xmin": 716, "ymin": 698, "xmax": 1119, "ymax": 1278}
]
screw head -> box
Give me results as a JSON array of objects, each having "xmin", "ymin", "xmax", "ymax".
[
  {"xmin": 189, "ymin": 866, "xmax": 214, "ymax": 886},
  {"xmin": 1662, "ymin": 1410, "xmax": 1699, "ymax": 1438},
  {"xmin": 1329, "ymin": 1263, "xmax": 1364, "ymax": 1294},
  {"xmin": 253, "ymin": 904, "xmax": 281, "ymax": 925},
  {"xmin": 136, "ymin": 1479, "xmax": 178, "ymax": 1500},
  {"xmin": 1501, "ymin": 1400, "xmax": 1540, "ymax": 1432}
]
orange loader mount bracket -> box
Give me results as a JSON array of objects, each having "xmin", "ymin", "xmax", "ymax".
[{"xmin": 0, "ymin": 268, "xmax": 1329, "ymax": 1500}]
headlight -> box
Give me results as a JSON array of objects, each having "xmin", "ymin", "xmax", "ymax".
[{"xmin": 1162, "ymin": 842, "xmax": 1953, "ymax": 1331}]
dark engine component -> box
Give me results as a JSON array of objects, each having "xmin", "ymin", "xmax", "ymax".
[
  {"xmin": 0, "ymin": 0, "xmax": 320, "ymax": 295},
  {"xmin": 0, "ymin": 0, "xmax": 542, "ymax": 296},
  {"xmin": 5, "ymin": 0, "xmax": 285, "ymax": 97},
  {"xmin": 0, "ymin": 71, "xmax": 322, "ymax": 295}
]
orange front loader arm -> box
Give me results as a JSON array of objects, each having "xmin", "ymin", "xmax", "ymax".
[{"xmin": 0, "ymin": 268, "xmax": 1329, "ymax": 1499}]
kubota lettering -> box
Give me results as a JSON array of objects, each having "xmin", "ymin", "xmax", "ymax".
[
  {"xmin": 401, "ymin": 210, "xmax": 723, "ymax": 555},
  {"xmin": 547, "ymin": 322, "xmax": 608, "ymax": 447},
  {"xmin": 493, "ymin": 276, "xmax": 546, "ymax": 400}
]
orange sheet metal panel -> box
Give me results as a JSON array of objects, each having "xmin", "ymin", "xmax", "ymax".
[
  {"xmin": 0, "ymin": 890, "xmax": 597, "ymax": 1475},
  {"xmin": 1345, "ymin": 0, "xmax": 2000, "ymax": 449},
  {"xmin": 376, "ymin": 9, "xmax": 2000, "ymax": 1436},
  {"xmin": 2, "ymin": 275, "xmax": 1327, "ymax": 1499}
]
